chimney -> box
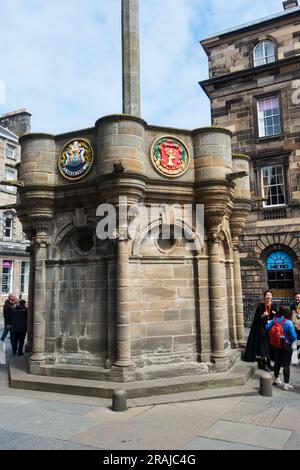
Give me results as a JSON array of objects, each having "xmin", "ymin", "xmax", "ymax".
[
  {"xmin": 283, "ymin": 0, "xmax": 298, "ymax": 10},
  {"xmin": 0, "ymin": 109, "xmax": 31, "ymax": 137}
]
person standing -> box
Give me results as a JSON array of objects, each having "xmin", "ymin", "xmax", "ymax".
[
  {"xmin": 11, "ymin": 300, "xmax": 27, "ymax": 356},
  {"xmin": 290, "ymin": 292, "xmax": 300, "ymax": 365},
  {"xmin": 244, "ymin": 290, "xmax": 277, "ymax": 371},
  {"xmin": 1, "ymin": 294, "xmax": 16, "ymax": 345},
  {"xmin": 266, "ymin": 305, "xmax": 297, "ymax": 391}
]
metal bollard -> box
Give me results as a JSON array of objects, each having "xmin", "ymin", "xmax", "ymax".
[
  {"xmin": 259, "ymin": 373, "xmax": 273, "ymax": 397},
  {"xmin": 112, "ymin": 389, "xmax": 127, "ymax": 412}
]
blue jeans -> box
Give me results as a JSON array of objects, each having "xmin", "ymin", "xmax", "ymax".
[{"xmin": 0, "ymin": 325, "xmax": 10, "ymax": 342}]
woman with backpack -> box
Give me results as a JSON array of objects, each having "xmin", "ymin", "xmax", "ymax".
[
  {"xmin": 244, "ymin": 290, "xmax": 277, "ymax": 371},
  {"xmin": 266, "ymin": 305, "xmax": 297, "ymax": 391}
]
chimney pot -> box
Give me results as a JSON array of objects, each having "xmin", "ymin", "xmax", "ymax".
[{"xmin": 283, "ymin": 0, "xmax": 298, "ymax": 10}]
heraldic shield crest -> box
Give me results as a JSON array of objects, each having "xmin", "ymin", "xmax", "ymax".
[
  {"xmin": 151, "ymin": 136, "xmax": 190, "ymax": 178},
  {"xmin": 59, "ymin": 139, "xmax": 94, "ymax": 181}
]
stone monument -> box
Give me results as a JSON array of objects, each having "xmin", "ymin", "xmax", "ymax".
[{"xmin": 16, "ymin": 0, "xmax": 252, "ymax": 382}]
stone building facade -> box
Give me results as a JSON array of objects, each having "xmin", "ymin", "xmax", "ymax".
[
  {"xmin": 201, "ymin": 0, "xmax": 300, "ymax": 301},
  {"xmin": 0, "ymin": 110, "xmax": 31, "ymax": 307}
]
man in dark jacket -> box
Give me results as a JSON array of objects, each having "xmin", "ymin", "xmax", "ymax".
[
  {"xmin": 11, "ymin": 300, "xmax": 27, "ymax": 356},
  {"xmin": 1, "ymin": 294, "xmax": 16, "ymax": 343},
  {"xmin": 244, "ymin": 290, "xmax": 277, "ymax": 371}
]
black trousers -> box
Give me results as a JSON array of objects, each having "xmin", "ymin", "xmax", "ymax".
[
  {"xmin": 12, "ymin": 332, "xmax": 26, "ymax": 355},
  {"xmin": 274, "ymin": 347, "xmax": 293, "ymax": 384}
]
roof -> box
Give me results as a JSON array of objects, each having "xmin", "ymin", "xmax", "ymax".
[
  {"xmin": 0, "ymin": 125, "xmax": 18, "ymax": 143},
  {"xmin": 201, "ymin": 5, "xmax": 300, "ymax": 43}
]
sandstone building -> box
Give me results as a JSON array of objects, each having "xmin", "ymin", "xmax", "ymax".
[
  {"xmin": 0, "ymin": 110, "xmax": 31, "ymax": 307},
  {"xmin": 201, "ymin": 0, "xmax": 300, "ymax": 302}
]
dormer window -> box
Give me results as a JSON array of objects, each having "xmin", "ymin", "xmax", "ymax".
[{"xmin": 253, "ymin": 40, "xmax": 275, "ymax": 67}]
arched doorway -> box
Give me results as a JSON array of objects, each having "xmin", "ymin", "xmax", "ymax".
[{"xmin": 267, "ymin": 250, "xmax": 294, "ymax": 299}]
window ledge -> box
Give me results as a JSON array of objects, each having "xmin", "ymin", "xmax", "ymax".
[{"xmin": 256, "ymin": 134, "xmax": 285, "ymax": 143}]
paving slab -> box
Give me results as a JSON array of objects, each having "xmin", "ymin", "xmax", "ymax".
[
  {"xmin": 1, "ymin": 434, "xmax": 100, "ymax": 450},
  {"xmin": 183, "ymin": 437, "xmax": 265, "ymax": 450},
  {"xmin": 83, "ymin": 405, "xmax": 153, "ymax": 422},
  {"xmin": 201, "ymin": 420, "xmax": 292, "ymax": 450},
  {"xmin": 23, "ymin": 400, "xmax": 99, "ymax": 416},
  {"xmin": 129, "ymin": 403, "xmax": 223, "ymax": 441},
  {"xmin": 71, "ymin": 421, "xmax": 189, "ymax": 450},
  {"xmin": 221, "ymin": 401, "xmax": 283, "ymax": 426},
  {"xmin": 271, "ymin": 407, "xmax": 300, "ymax": 432},
  {"xmin": 283, "ymin": 432, "xmax": 300, "ymax": 450},
  {"xmin": 0, "ymin": 408, "xmax": 96, "ymax": 441}
]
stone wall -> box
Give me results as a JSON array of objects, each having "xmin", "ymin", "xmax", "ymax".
[{"xmin": 201, "ymin": 7, "xmax": 300, "ymax": 301}]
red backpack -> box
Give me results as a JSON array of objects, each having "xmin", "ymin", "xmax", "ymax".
[{"xmin": 269, "ymin": 318, "xmax": 287, "ymax": 348}]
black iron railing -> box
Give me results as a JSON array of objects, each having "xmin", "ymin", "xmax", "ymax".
[{"xmin": 243, "ymin": 296, "xmax": 294, "ymax": 326}]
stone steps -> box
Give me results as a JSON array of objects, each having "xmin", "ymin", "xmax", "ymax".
[{"xmin": 8, "ymin": 356, "xmax": 257, "ymax": 400}]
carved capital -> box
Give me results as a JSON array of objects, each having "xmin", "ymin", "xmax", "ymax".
[
  {"xmin": 34, "ymin": 237, "xmax": 50, "ymax": 249},
  {"xmin": 205, "ymin": 209, "xmax": 226, "ymax": 231},
  {"xmin": 208, "ymin": 231, "xmax": 225, "ymax": 243}
]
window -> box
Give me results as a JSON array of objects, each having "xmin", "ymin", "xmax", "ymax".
[
  {"xmin": 6, "ymin": 144, "xmax": 16, "ymax": 160},
  {"xmin": 1, "ymin": 260, "xmax": 13, "ymax": 294},
  {"xmin": 254, "ymin": 40, "xmax": 275, "ymax": 67},
  {"xmin": 257, "ymin": 96, "xmax": 281, "ymax": 137},
  {"xmin": 267, "ymin": 251, "xmax": 294, "ymax": 291},
  {"xmin": 3, "ymin": 213, "xmax": 13, "ymax": 239},
  {"xmin": 20, "ymin": 261, "xmax": 29, "ymax": 294},
  {"xmin": 5, "ymin": 167, "xmax": 16, "ymax": 193},
  {"xmin": 262, "ymin": 165, "xmax": 286, "ymax": 207}
]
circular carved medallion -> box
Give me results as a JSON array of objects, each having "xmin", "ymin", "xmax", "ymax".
[
  {"xmin": 151, "ymin": 136, "xmax": 190, "ymax": 178},
  {"xmin": 59, "ymin": 139, "xmax": 94, "ymax": 181}
]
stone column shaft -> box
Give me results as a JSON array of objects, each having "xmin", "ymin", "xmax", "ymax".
[
  {"xmin": 115, "ymin": 240, "xmax": 133, "ymax": 367},
  {"xmin": 209, "ymin": 236, "xmax": 226, "ymax": 361},
  {"xmin": 225, "ymin": 260, "xmax": 238, "ymax": 348},
  {"xmin": 233, "ymin": 246, "xmax": 245, "ymax": 346},
  {"xmin": 122, "ymin": 0, "xmax": 141, "ymax": 116},
  {"xmin": 25, "ymin": 248, "xmax": 35, "ymax": 352},
  {"xmin": 31, "ymin": 241, "xmax": 48, "ymax": 363}
]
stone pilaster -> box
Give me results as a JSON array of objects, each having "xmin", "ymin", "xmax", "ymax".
[
  {"xmin": 115, "ymin": 238, "xmax": 133, "ymax": 367},
  {"xmin": 225, "ymin": 260, "xmax": 238, "ymax": 348},
  {"xmin": 30, "ymin": 222, "xmax": 50, "ymax": 368},
  {"xmin": 206, "ymin": 210, "xmax": 228, "ymax": 370},
  {"xmin": 231, "ymin": 211, "xmax": 251, "ymax": 347},
  {"xmin": 25, "ymin": 243, "xmax": 35, "ymax": 353}
]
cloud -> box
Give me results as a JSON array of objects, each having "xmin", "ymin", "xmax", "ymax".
[{"xmin": 0, "ymin": 0, "xmax": 287, "ymax": 133}]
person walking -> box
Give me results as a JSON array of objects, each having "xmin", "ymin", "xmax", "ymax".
[
  {"xmin": 244, "ymin": 290, "xmax": 277, "ymax": 371},
  {"xmin": 266, "ymin": 305, "xmax": 297, "ymax": 391},
  {"xmin": 11, "ymin": 300, "xmax": 27, "ymax": 356},
  {"xmin": 290, "ymin": 292, "xmax": 300, "ymax": 365},
  {"xmin": 1, "ymin": 294, "xmax": 16, "ymax": 345}
]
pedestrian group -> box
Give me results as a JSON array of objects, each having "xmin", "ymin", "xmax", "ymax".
[
  {"xmin": 244, "ymin": 290, "xmax": 299, "ymax": 391},
  {"xmin": 1, "ymin": 294, "xmax": 28, "ymax": 356}
]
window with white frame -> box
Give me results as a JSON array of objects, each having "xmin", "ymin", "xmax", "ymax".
[
  {"xmin": 253, "ymin": 40, "xmax": 275, "ymax": 67},
  {"xmin": 5, "ymin": 167, "xmax": 16, "ymax": 193},
  {"xmin": 1, "ymin": 260, "xmax": 13, "ymax": 294},
  {"xmin": 3, "ymin": 213, "xmax": 13, "ymax": 239},
  {"xmin": 257, "ymin": 96, "xmax": 281, "ymax": 138},
  {"xmin": 20, "ymin": 261, "xmax": 29, "ymax": 294},
  {"xmin": 262, "ymin": 165, "xmax": 286, "ymax": 207},
  {"xmin": 6, "ymin": 144, "xmax": 16, "ymax": 160}
]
